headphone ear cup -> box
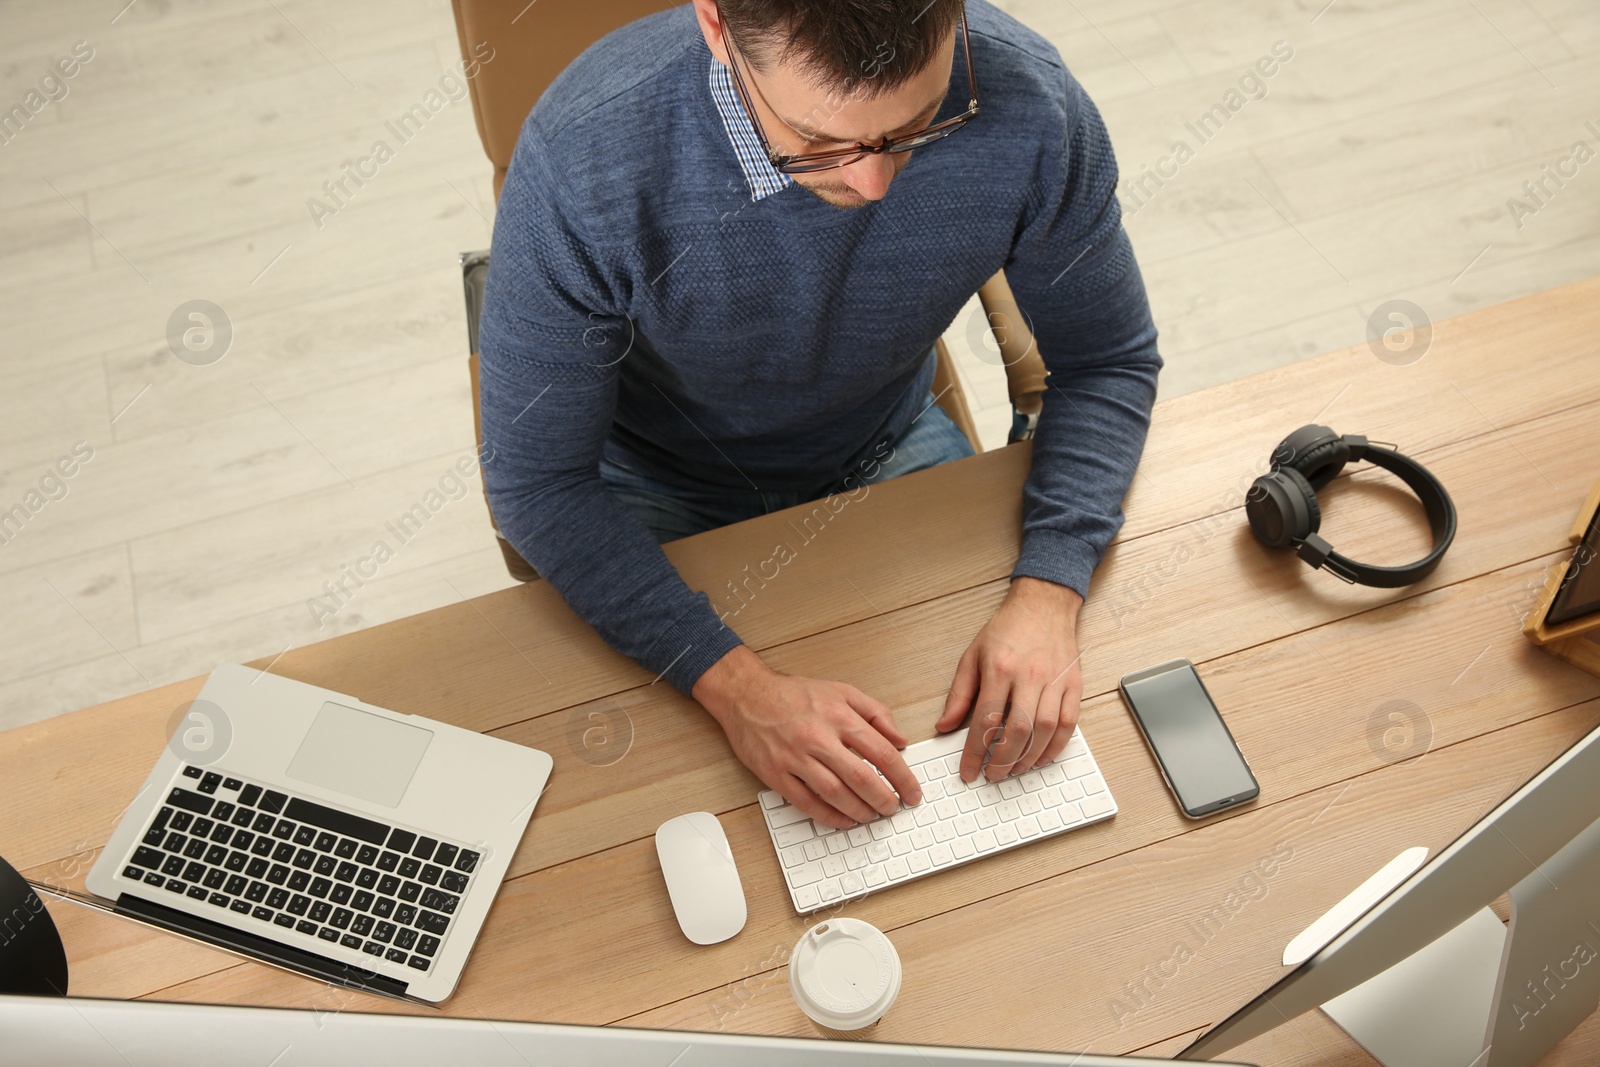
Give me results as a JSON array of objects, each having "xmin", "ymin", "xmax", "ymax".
[
  {"xmin": 1274, "ymin": 425, "xmax": 1349, "ymax": 490},
  {"xmin": 1247, "ymin": 470, "xmax": 1319, "ymax": 548},
  {"xmin": 1284, "ymin": 466, "xmax": 1320, "ymax": 532}
]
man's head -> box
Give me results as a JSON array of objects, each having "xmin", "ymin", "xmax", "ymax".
[{"xmin": 694, "ymin": 0, "xmax": 966, "ymax": 208}]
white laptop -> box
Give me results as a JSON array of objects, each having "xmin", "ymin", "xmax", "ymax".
[{"xmin": 73, "ymin": 663, "xmax": 552, "ymax": 1004}]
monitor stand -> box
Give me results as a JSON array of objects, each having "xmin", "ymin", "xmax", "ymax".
[
  {"xmin": 1320, "ymin": 816, "xmax": 1600, "ymax": 1067},
  {"xmin": 1321, "ymin": 906, "xmax": 1504, "ymax": 1067}
]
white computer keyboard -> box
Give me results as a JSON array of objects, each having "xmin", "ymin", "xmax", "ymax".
[{"xmin": 758, "ymin": 726, "xmax": 1116, "ymax": 913}]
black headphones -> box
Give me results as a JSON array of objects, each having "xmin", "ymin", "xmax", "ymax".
[{"xmin": 1246, "ymin": 425, "xmax": 1457, "ymax": 587}]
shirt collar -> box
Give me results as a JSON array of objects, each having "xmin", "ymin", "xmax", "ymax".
[{"xmin": 709, "ymin": 58, "xmax": 793, "ymax": 201}]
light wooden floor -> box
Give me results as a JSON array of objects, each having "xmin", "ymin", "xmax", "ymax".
[{"xmin": 2, "ymin": 0, "xmax": 1597, "ymax": 730}]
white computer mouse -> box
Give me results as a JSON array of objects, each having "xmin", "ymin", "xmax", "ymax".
[{"xmin": 654, "ymin": 811, "xmax": 747, "ymax": 945}]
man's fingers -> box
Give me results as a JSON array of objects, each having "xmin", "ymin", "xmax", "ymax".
[
  {"xmin": 817, "ymin": 743, "xmax": 902, "ymax": 820},
  {"xmin": 801, "ymin": 756, "xmax": 883, "ymax": 826},
  {"xmin": 847, "ymin": 726, "xmax": 922, "ymax": 808},
  {"xmin": 1012, "ymin": 679, "xmax": 1060, "ymax": 775},
  {"xmin": 1038, "ymin": 679, "xmax": 1084, "ymax": 765},
  {"xmin": 962, "ymin": 678, "xmax": 1010, "ymax": 782},
  {"xmin": 777, "ymin": 772, "xmax": 854, "ymax": 830},
  {"xmin": 939, "ymin": 646, "xmax": 979, "ymax": 732},
  {"xmin": 847, "ymin": 688, "xmax": 907, "ymax": 749},
  {"xmin": 985, "ymin": 697, "xmax": 1036, "ymax": 780}
]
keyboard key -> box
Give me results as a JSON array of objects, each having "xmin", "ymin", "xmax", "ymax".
[
  {"xmin": 372, "ymin": 897, "xmax": 395, "ymax": 919},
  {"xmin": 245, "ymin": 881, "xmax": 269, "ymax": 903},
  {"xmin": 1016, "ymin": 816, "xmax": 1040, "ymax": 839},
  {"xmin": 408, "ymin": 956, "xmax": 431, "ymax": 971},
  {"xmin": 1080, "ymin": 773, "xmax": 1107, "ymax": 795},
  {"xmin": 929, "ymin": 844, "xmax": 953, "ymax": 866},
  {"xmin": 272, "ymin": 843, "xmax": 295, "ymax": 863},
  {"xmin": 230, "ymin": 808, "xmax": 255, "ymax": 828},
  {"xmin": 1063, "ymin": 755, "xmax": 1095, "ymax": 779},
  {"xmin": 287, "ymin": 894, "xmax": 310, "ymax": 916},
  {"xmin": 247, "ymin": 858, "xmax": 269, "ymax": 878},
  {"xmin": 818, "ymin": 880, "xmax": 841, "ymax": 902},
  {"xmin": 885, "ymin": 857, "xmax": 909, "ymax": 879},
  {"xmin": 417, "ymin": 935, "xmax": 440, "ymax": 958},
  {"xmin": 205, "ymin": 844, "xmax": 228, "ymax": 865},
  {"xmin": 352, "ymin": 915, "xmax": 375, "ymax": 936},
  {"xmin": 204, "ymin": 869, "xmax": 227, "ymax": 890},
  {"xmin": 768, "ymin": 805, "xmax": 810, "ymax": 829},
  {"xmin": 293, "ymin": 826, "xmax": 317, "ymax": 847},
  {"xmin": 995, "ymin": 824, "xmax": 1019, "ymax": 847},
  {"xmin": 1080, "ymin": 793, "xmax": 1115, "ymax": 819},
  {"xmin": 352, "ymin": 891, "xmax": 375, "ymax": 912},
  {"xmin": 183, "ymin": 839, "xmax": 208, "ymax": 860},
  {"xmin": 1017, "ymin": 794, "xmax": 1042, "ymax": 817},
  {"xmin": 142, "ymin": 825, "xmax": 166, "ymax": 847},
  {"xmin": 829, "ymin": 832, "xmax": 855, "ymax": 853},
  {"xmin": 864, "ymin": 865, "xmax": 888, "ymax": 887},
  {"xmin": 273, "ymin": 913, "xmax": 295, "ymax": 929},
  {"xmin": 259, "ymin": 790, "xmax": 287, "ymax": 814},
  {"xmin": 374, "ymin": 922, "xmax": 396, "ymax": 944},
  {"xmin": 309, "ymin": 877, "xmax": 332, "ymax": 899},
  {"xmin": 271, "ymin": 821, "xmax": 295, "ymax": 841},
  {"xmin": 386, "ymin": 948, "xmax": 408, "ymax": 965},
  {"xmin": 238, "ymin": 784, "xmax": 262, "ymax": 807},
  {"xmin": 440, "ymin": 871, "xmax": 468, "ymax": 894},
  {"xmin": 395, "ymin": 927, "xmax": 418, "ymax": 950},
  {"xmin": 795, "ymin": 885, "xmax": 821, "ymax": 910},
  {"xmin": 192, "ymin": 818, "xmax": 215, "ymax": 838},
  {"xmin": 198, "ymin": 772, "xmax": 222, "ymax": 794},
  {"xmin": 419, "ymin": 864, "xmax": 441, "ymax": 886},
  {"xmin": 335, "ymin": 838, "xmax": 358, "ymax": 859},
  {"xmin": 123, "ymin": 866, "xmax": 145, "ymax": 881},
  {"xmin": 330, "ymin": 908, "xmax": 353, "ymax": 930},
  {"xmin": 356, "ymin": 845, "xmax": 379, "ymax": 866},
  {"xmin": 296, "ymin": 920, "xmax": 318, "ymax": 936},
  {"xmin": 253, "ymin": 813, "xmax": 275, "ymax": 834},
  {"xmin": 341, "ymin": 934, "xmax": 362, "ymax": 950},
  {"xmin": 1040, "ymin": 764, "xmax": 1066, "ymax": 787},
  {"xmin": 222, "ymin": 777, "xmax": 243, "ymax": 791},
  {"xmin": 225, "ymin": 874, "xmax": 248, "ymax": 896},
  {"xmin": 1021, "ymin": 773, "xmax": 1045, "ymax": 794},
  {"xmin": 774, "ymin": 823, "xmax": 814, "ymax": 848},
  {"xmin": 133, "ymin": 846, "xmax": 165, "ymax": 869},
  {"xmin": 181, "ymin": 766, "xmax": 202, "ymax": 779},
  {"xmin": 951, "ymin": 838, "xmax": 975, "ymax": 860},
  {"xmin": 840, "ymin": 872, "xmax": 864, "ymax": 895},
  {"xmin": 386, "ymin": 829, "xmax": 416, "ymax": 853},
  {"xmin": 434, "ymin": 844, "xmax": 458, "ymax": 868},
  {"xmin": 309, "ymin": 900, "xmax": 331, "ymax": 922},
  {"xmin": 314, "ymin": 832, "xmax": 337, "ymax": 852},
  {"xmin": 1038, "ymin": 809, "xmax": 1063, "ymax": 833},
  {"xmin": 187, "ymin": 885, "xmax": 209, "ymax": 901},
  {"xmin": 998, "ymin": 779, "xmax": 1024, "ymax": 800},
  {"xmin": 973, "ymin": 829, "xmax": 997, "ymax": 852},
  {"xmin": 376, "ymin": 851, "xmax": 399, "ymax": 872},
  {"xmin": 230, "ymin": 899, "xmax": 252, "ymax": 915},
  {"xmin": 398, "ymin": 858, "xmax": 421, "ymax": 879},
  {"xmin": 165, "ymin": 879, "xmax": 187, "ymax": 894},
  {"xmin": 412, "ymin": 838, "xmax": 437, "ymax": 862},
  {"xmin": 907, "ymin": 852, "xmax": 931, "ymax": 874},
  {"xmin": 253, "ymin": 906, "xmax": 274, "ymax": 922},
  {"xmin": 170, "ymin": 812, "xmax": 193, "ymax": 832},
  {"xmin": 183, "ymin": 861, "xmax": 206, "ymax": 882},
  {"xmin": 335, "ymin": 862, "xmax": 358, "ymax": 883},
  {"xmin": 355, "ymin": 869, "xmax": 378, "ymax": 889},
  {"xmin": 224, "ymin": 851, "xmax": 249, "ymax": 873},
  {"xmin": 415, "ymin": 911, "xmax": 450, "ymax": 935},
  {"xmin": 318, "ymin": 927, "xmax": 340, "ymax": 942},
  {"xmin": 266, "ymin": 864, "xmax": 289, "ymax": 886},
  {"xmin": 331, "ymin": 884, "xmax": 353, "ymax": 905},
  {"xmin": 455, "ymin": 851, "xmax": 479, "ymax": 874},
  {"xmin": 314, "ymin": 855, "xmax": 336, "ymax": 876},
  {"xmin": 267, "ymin": 888, "xmax": 290, "ymax": 909},
  {"xmin": 395, "ymin": 904, "xmax": 417, "ymax": 926}
]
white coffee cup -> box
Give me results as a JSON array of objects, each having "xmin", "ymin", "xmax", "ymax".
[{"xmin": 788, "ymin": 918, "xmax": 902, "ymax": 1038}]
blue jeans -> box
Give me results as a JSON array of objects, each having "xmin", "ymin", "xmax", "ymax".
[{"xmin": 600, "ymin": 395, "xmax": 976, "ymax": 544}]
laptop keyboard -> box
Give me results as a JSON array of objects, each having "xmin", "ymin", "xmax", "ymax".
[{"xmin": 118, "ymin": 765, "xmax": 481, "ymax": 974}]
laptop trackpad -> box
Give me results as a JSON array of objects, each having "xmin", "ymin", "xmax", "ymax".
[{"xmin": 285, "ymin": 701, "xmax": 433, "ymax": 808}]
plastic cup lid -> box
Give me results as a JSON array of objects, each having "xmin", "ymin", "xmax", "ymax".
[{"xmin": 788, "ymin": 918, "xmax": 902, "ymax": 1029}]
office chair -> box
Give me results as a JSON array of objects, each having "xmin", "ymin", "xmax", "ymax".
[{"xmin": 450, "ymin": 0, "xmax": 1049, "ymax": 583}]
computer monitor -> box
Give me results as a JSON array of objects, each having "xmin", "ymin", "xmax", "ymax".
[
  {"xmin": 1180, "ymin": 716, "xmax": 1600, "ymax": 1066},
  {"xmin": 0, "ymin": 994, "xmax": 1252, "ymax": 1067}
]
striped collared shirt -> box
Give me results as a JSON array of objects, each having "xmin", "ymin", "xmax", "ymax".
[{"xmin": 708, "ymin": 59, "xmax": 793, "ymax": 201}]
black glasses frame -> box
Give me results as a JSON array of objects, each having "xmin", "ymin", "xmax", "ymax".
[{"xmin": 721, "ymin": 3, "xmax": 980, "ymax": 174}]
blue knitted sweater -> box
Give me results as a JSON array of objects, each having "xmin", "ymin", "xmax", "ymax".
[{"xmin": 478, "ymin": 1, "xmax": 1162, "ymax": 695}]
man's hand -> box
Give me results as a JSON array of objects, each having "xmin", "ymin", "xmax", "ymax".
[
  {"xmin": 693, "ymin": 645, "xmax": 923, "ymax": 828},
  {"xmin": 937, "ymin": 577, "xmax": 1085, "ymax": 782}
]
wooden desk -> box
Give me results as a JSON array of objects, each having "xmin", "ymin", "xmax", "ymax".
[{"xmin": 6, "ymin": 278, "xmax": 1600, "ymax": 1064}]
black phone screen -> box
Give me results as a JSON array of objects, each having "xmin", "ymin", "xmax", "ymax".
[
  {"xmin": 1547, "ymin": 507, "xmax": 1600, "ymax": 626},
  {"xmin": 1121, "ymin": 661, "xmax": 1259, "ymax": 817}
]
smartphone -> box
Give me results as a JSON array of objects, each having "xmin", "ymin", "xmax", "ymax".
[{"xmin": 1118, "ymin": 659, "xmax": 1260, "ymax": 819}]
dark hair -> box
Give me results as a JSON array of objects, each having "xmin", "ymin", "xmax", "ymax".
[{"xmin": 718, "ymin": 0, "xmax": 965, "ymax": 96}]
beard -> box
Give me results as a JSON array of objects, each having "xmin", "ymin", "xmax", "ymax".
[{"xmin": 797, "ymin": 179, "xmax": 870, "ymax": 210}]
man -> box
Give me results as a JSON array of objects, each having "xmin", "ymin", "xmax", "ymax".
[{"xmin": 479, "ymin": 0, "xmax": 1161, "ymax": 831}]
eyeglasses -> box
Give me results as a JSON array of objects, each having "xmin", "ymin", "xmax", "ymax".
[{"xmin": 720, "ymin": 4, "xmax": 980, "ymax": 175}]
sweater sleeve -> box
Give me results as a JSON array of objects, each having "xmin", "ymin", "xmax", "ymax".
[
  {"xmin": 477, "ymin": 130, "xmax": 743, "ymax": 695},
  {"xmin": 1002, "ymin": 70, "xmax": 1163, "ymax": 598}
]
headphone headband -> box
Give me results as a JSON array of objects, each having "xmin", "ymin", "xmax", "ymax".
[{"xmin": 1247, "ymin": 425, "xmax": 1457, "ymax": 588}]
